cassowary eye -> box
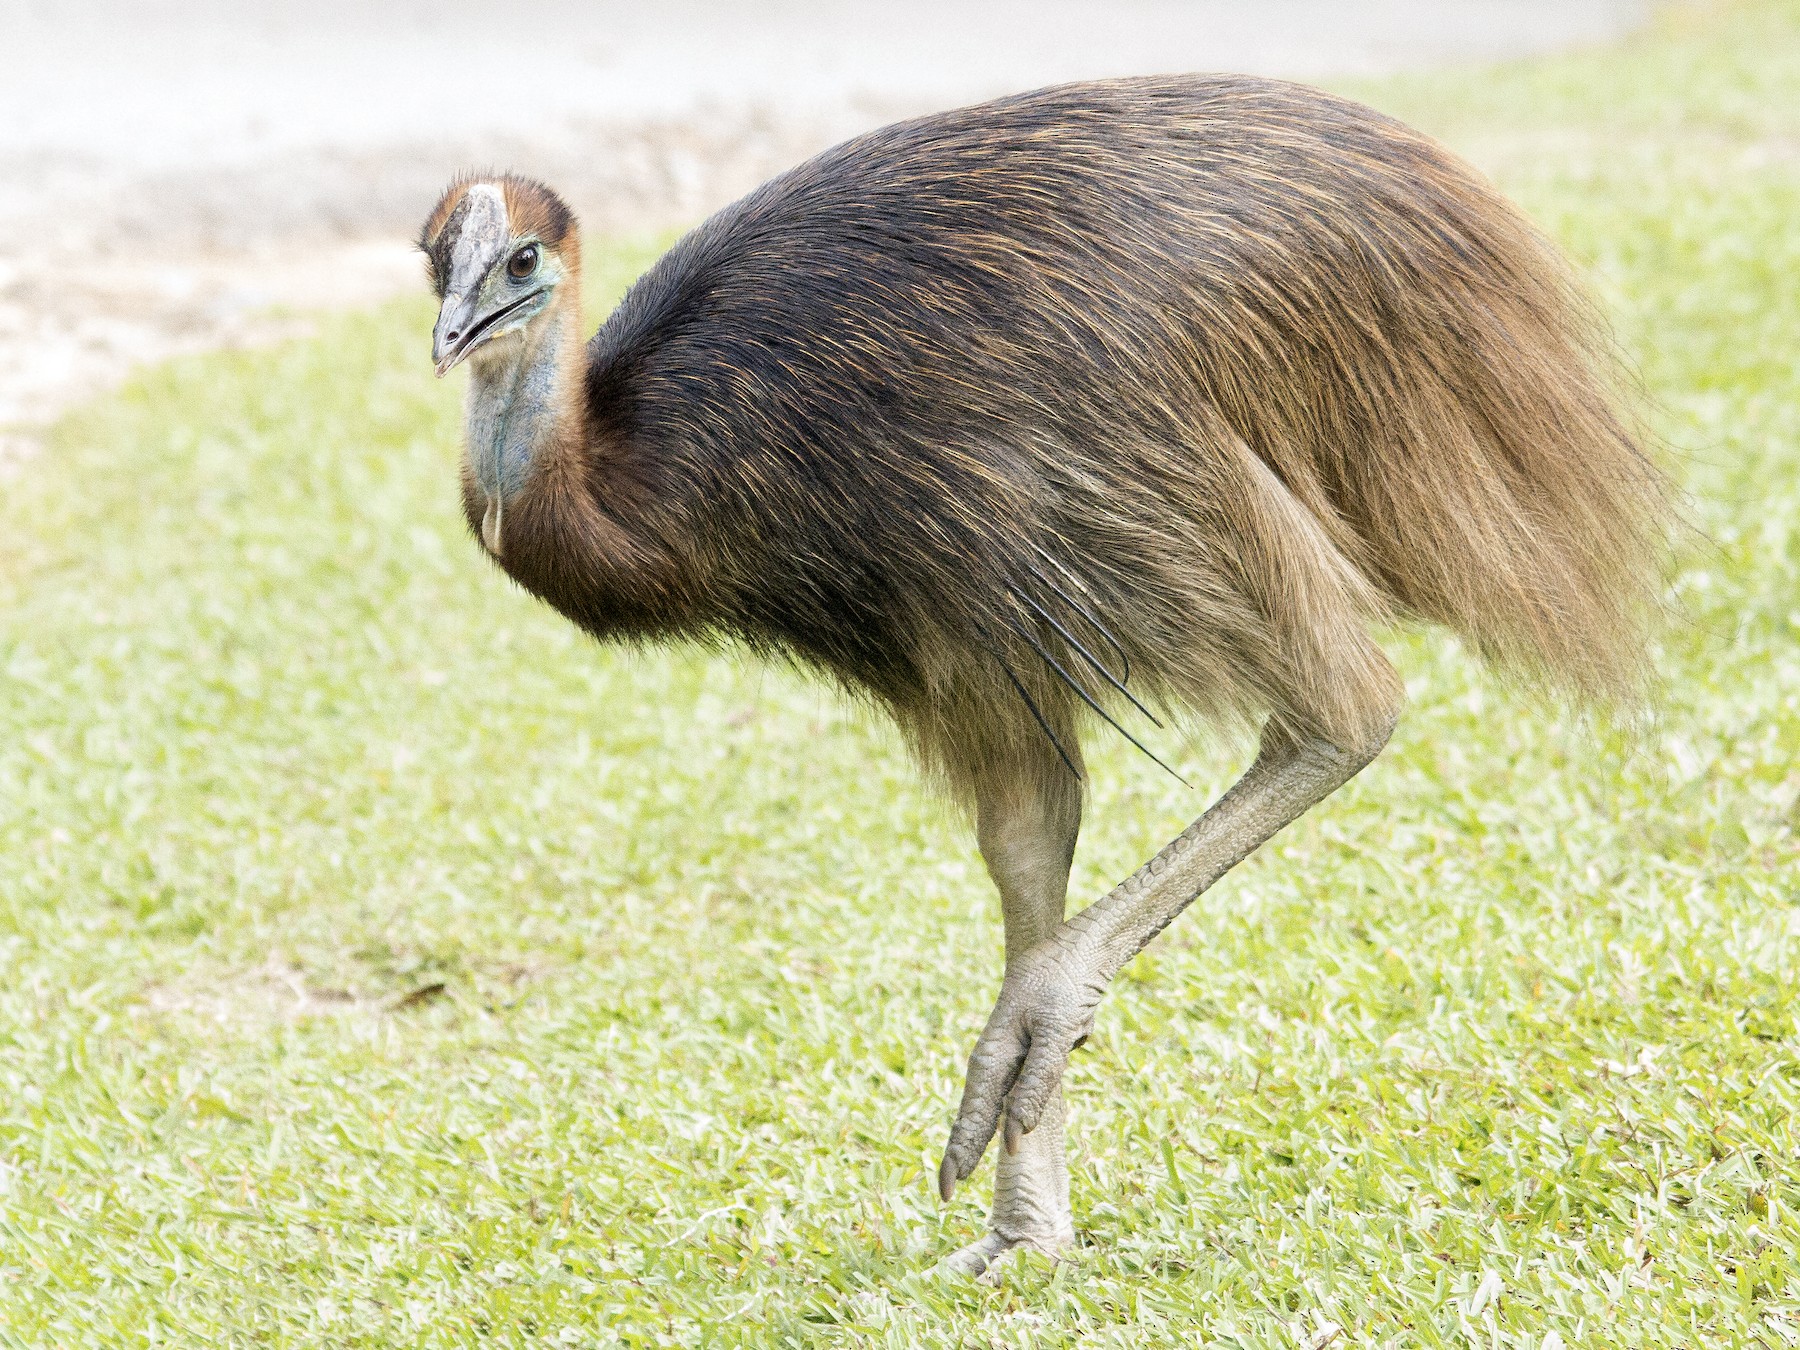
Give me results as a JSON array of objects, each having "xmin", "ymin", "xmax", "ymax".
[{"xmin": 507, "ymin": 245, "xmax": 540, "ymax": 280}]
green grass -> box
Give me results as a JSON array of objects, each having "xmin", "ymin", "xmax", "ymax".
[{"xmin": 4, "ymin": 3, "xmax": 1800, "ymax": 1344}]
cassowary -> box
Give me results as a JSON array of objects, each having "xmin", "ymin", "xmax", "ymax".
[{"xmin": 418, "ymin": 75, "xmax": 1667, "ymax": 1275}]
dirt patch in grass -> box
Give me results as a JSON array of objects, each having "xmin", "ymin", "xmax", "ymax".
[{"xmin": 134, "ymin": 952, "xmax": 558, "ymax": 1029}]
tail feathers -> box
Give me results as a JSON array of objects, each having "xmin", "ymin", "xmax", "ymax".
[
  {"xmin": 1357, "ymin": 304, "xmax": 1666, "ymax": 704},
  {"xmin": 1246, "ymin": 203, "xmax": 1670, "ymax": 707}
]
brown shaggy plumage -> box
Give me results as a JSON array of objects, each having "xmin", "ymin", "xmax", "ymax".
[{"xmin": 421, "ymin": 76, "xmax": 1665, "ymax": 805}]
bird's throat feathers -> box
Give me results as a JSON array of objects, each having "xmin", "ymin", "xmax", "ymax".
[{"xmin": 463, "ymin": 295, "xmax": 581, "ymax": 558}]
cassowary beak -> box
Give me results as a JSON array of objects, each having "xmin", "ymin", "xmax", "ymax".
[
  {"xmin": 433, "ymin": 288, "xmax": 544, "ymax": 378},
  {"xmin": 432, "ymin": 292, "xmax": 483, "ymax": 378},
  {"xmin": 429, "ymin": 180, "xmax": 515, "ymax": 377}
]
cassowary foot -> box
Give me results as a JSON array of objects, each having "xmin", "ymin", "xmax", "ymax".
[
  {"xmin": 942, "ymin": 1086, "xmax": 1077, "ymax": 1279},
  {"xmin": 938, "ymin": 929, "xmax": 1106, "ymax": 1196},
  {"xmin": 942, "ymin": 1228, "xmax": 1074, "ymax": 1280}
]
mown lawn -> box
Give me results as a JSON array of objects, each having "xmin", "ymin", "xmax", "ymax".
[{"xmin": 3, "ymin": 3, "xmax": 1799, "ymax": 1345}]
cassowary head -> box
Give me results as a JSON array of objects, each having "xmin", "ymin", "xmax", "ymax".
[{"xmin": 419, "ymin": 175, "xmax": 580, "ymax": 378}]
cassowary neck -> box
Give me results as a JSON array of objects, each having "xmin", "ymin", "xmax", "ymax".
[
  {"xmin": 467, "ymin": 336, "xmax": 560, "ymax": 497},
  {"xmin": 464, "ymin": 299, "xmax": 583, "ymax": 553},
  {"xmin": 459, "ymin": 288, "xmax": 692, "ymax": 641}
]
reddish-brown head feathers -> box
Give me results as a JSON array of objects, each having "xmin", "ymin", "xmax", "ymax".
[{"xmin": 419, "ymin": 174, "xmax": 579, "ymax": 297}]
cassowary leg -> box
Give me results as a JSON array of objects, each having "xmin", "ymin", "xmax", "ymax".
[
  {"xmin": 943, "ymin": 756, "xmax": 1083, "ymax": 1277},
  {"xmin": 937, "ymin": 702, "xmax": 1399, "ymax": 1211}
]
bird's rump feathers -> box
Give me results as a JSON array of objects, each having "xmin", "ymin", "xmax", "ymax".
[{"xmin": 459, "ymin": 76, "xmax": 1667, "ymax": 797}]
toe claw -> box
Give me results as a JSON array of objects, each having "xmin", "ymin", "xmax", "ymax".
[
  {"xmin": 938, "ymin": 1154, "xmax": 958, "ymax": 1203},
  {"xmin": 1003, "ymin": 1115, "xmax": 1023, "ymax": 1155}
]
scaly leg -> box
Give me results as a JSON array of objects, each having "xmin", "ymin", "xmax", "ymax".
[
  {"xmin": 937, "ymin": 707, "xmax": 1398, "ymax": 1210},
  {"xmin": 943, "ymin": 755, "xmax": 1083, "ymax": 1277}
]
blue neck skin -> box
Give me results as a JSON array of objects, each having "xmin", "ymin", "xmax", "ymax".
[{"xmin": 465, "ymin": 318, "xmax": 565, "ymax": 505}]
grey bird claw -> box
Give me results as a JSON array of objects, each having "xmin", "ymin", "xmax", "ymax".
[{"xmin": 937, "ymin": 931, "xmax": 1106, "ymax": 1203}]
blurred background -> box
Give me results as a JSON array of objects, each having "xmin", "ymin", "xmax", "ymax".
[{"xmin": 0, "ymin": 0, "xmax": 1643, "ymax": 471}]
